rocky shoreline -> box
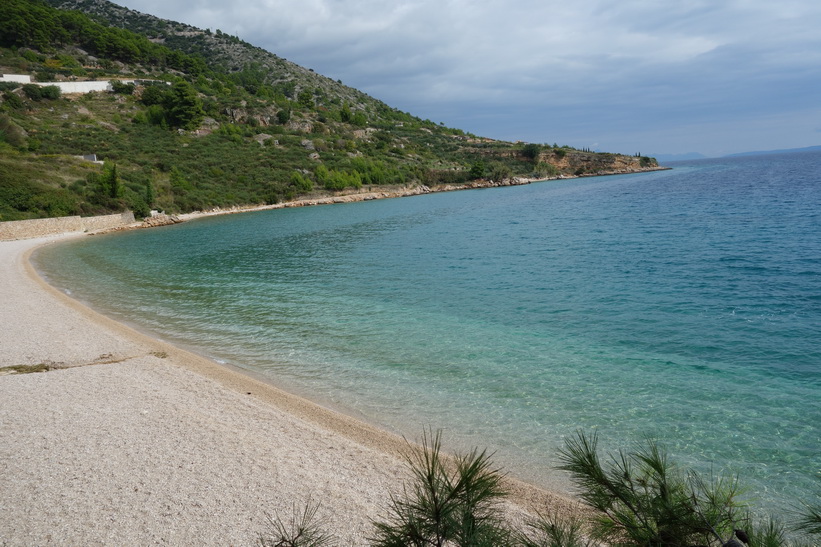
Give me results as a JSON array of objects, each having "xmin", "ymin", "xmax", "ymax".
[
  {"xmin": 1, "ymin": 165, "xmax": 669, "ymax": 240},
  {"xmin": 143, "ymin": 165, "xmax": 671, "ymax": 229}
]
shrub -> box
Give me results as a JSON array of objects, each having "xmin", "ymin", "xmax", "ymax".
[
  {"xmin": 351, "ymin": 111, "xmax": 367, "ymax": 127},
  {"xmin": 0, "ymin": 114, "xmax": 26, "ymax": 148},
  {"xmin": 522, "ymin": 143, "xmax": 542, "ymax": 160},
  {"xmin": 340, "ymin": 103, "xmax": 352, "ymax": 123},
  {"xmin": 254, "ymin": 429, "xmax": 817, "ymax": 546},
  {"xmin": 1, "ymin": 91, "xmax": 24, "ymax": 110},
  {"xmin": 297, "ymin": 89, "xmax": 314, "ymax": 109},
  {"xmin": 315, "ymin": 165, "xmax": 362, "ymax": 191},
  {"xmin": 469, "ymin": 160, "xmax": 486, "ymax": 180},
  {"xmin": 258, "ymin": 498, "xmax": 332, "ymax": 547},
  {"xmin": 323, "ymin": 169, "xmax": 361, "ymax": 191},
  {"xmin": 144, "ymin": 104, "xmax": 168, "ymax": 128},
  {"xmin": 534, "ymin": 162, "xmax": 559, "ymax": 178},
  {"xmin": 370, "ymin": 429, "xmax": 511, "ymax": 547},
  {"xmin": 489, "ymin": 162, "xmax": 511, "ymax": 182},
  {"xmin": 111, "ymin": 80, "xmax": 135, "ymax": 95},
  {"xmin": 557, "ymin": 431, "xmax": 748, "ymax": 547},
  {"xmin": 516, "ymin": 510, "xmax": 596, "ymax": 547},
  {"xmin": 277, "ymin": 108, "xmax": 291, "ymax": 124},
  {"xmin": 21, "ymin": 83, "xmax": 43, "ymax": 101},
  {"xmin": 140, "ymin": 84, "xmax": 168, "ymax": 106},
  {"xmin": 21, "ymin": 50, "xmax": 43, "ymax": 63},
  {"xmin": 40, "ymin": 85, "xmax": 61, "ymax": 100},
  {"xmin": 796, "ymin": 504, "xmax": 821, "ymax": 537},
  {"xmin": 290, "ymin": 171, "xmax": 313, "ymax": 193},
  {"xmin": 423, "ymin": 169, "xmax": 471, "ymax": 186}
]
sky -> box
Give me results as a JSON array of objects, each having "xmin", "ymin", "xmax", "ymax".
[{"xmin": 115, "ymin": 0, "xmax": 821, "ymax": 158}]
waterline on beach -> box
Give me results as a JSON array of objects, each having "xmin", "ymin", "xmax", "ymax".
[{"xmin": 34, "ymin": 153, "xmax": 821, "ymax": 516}]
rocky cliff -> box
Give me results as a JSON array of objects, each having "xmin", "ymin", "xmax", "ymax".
[{"xmin": 538, "ymin": 149, "xmax": 659, "ymax": 176}]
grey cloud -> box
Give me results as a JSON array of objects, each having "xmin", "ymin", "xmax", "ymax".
[{"xmin": 116, "ymin": 0, "xmax": 821, "ymax": 155}]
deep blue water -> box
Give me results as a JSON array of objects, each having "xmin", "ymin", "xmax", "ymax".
[{"xmin": 35, "ymin": 152, "xmax": 821, "ymax": 515}]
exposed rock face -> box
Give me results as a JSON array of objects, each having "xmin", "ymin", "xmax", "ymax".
[
  {"xmin": 538, "ymin": 149, "xmax": 657, "ymax": 175},
  {"xmin": 253, "ymin": 133, "xmax": 274, "ymax": 146},
  {"xmin": 140, "ymin": 213, "xmax": 183, "ymax": 228},
  {"xmin": 475, "ymin": 147, "xmax": 660, "ymax": 176}
]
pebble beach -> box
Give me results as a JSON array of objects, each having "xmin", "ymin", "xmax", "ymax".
[{"xmin": 0, "ymin": 234, "xmax": 570, "ymax": 545}]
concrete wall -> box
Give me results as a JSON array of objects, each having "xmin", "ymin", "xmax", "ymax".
[
  {"xmin": 43, "ymin": 81, "xmax": 113, "ymax": 94},
  {"xmin": 0, "ymin": 75, "xmax": 110, "ymax": 93},
  {"xmin": 1, "ymin": 74, "xmax": 32, "ymax": 83},
  {"xmin": 0, "ymin": 211, "xmax": 135, "ymax": 241},
  {"xmin": 1, "ymin": 75, "xmax": 168, "ymax": 94}
]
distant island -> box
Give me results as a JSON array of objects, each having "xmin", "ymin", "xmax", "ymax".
[
  {"xmin": 653, "ymin": 145, "xmax": 821, "ymax": 163},
  {"xmin": 723, "ymin": 145, "xmax": 821, "ymax": 158}
]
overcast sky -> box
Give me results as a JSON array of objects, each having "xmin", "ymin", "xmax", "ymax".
[{"xmin": 115, "ymin": 0, "xmax": 821, "ymax": 157}]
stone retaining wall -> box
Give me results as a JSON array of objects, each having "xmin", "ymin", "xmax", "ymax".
[
  {"xmin": 80, "ymin": 211, "xmax": 135, "ymax": 232},
  {"xmin": 0, "ymin": 211, "xmax": 135, "ymax": 241}
]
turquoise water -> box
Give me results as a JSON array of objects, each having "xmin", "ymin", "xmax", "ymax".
[{"xmin": 35, "ymin": 152, "xmax": 821, "ymax": 515}]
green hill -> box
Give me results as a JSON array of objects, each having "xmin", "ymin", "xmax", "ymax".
[{"xmin": 0, "ymin": 0, "xmax": 659, "ymax": 221}]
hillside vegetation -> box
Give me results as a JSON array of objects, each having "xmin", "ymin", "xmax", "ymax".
[{"xmin": 0, "ymin": 0, "xmax": 659, "ymax": 221}]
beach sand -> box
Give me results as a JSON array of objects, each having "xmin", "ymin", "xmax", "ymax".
[{"xmin": 0, "ymin": 234, "xmax": 575, "ymax": 545}]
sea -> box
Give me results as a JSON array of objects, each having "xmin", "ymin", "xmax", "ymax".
[{"xmin": 34, "ymin": 151, "xmax": 821, "ymax": 518}]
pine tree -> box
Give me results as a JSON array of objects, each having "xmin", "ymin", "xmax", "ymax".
[{"xmin": 164, "ymin": 81, "xmax": 204, "ymax": 130}]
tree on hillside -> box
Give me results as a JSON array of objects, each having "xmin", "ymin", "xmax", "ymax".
[
  {"xmin": 164, "ymin": 80, "xmax": 204, "ymax": 130},
  {"xmin": 351, "ymin": 111, "xmax": 367, "ymax": 127},
  {"xmin": 297, "ymin": 89, "xmax": 314, "ymax": 109},
  {"xmin": 276, "ymin": 108, "xmax": 291, "ymax": 125},
  {"xmin": 340, "ymin": 102, "xmax": 353, "ymax": 123},
  {"xmin": 139, "ymin": 84, "xmax": 168, "ymax": 106},
  {"xmin": 100, "ymin": 163, "xmax": 120, "ymax": 199},
  {"xmin": 469, "ymin": 159, "xmax": 486, "ymax": 180},
  {"xmin": 144, "ymin": 180, "xmax": 155, "ymax": 209},
  {"xmin": 522, "ymin": 143, "xmax": 542, "ymax": 160}
]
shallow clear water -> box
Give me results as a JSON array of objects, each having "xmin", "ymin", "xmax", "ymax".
[{"xmin": 35, "ymin": 152, "xmax": 821, "ymax": 515}]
